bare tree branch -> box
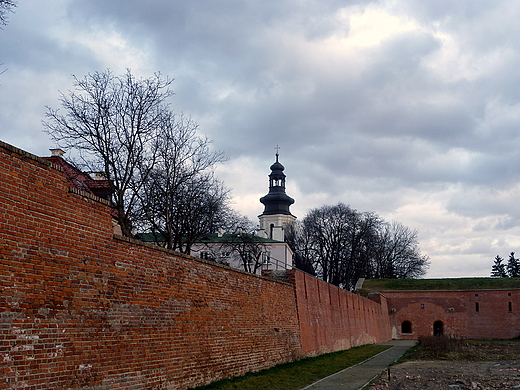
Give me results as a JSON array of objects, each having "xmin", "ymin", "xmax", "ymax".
[
  {"xmin": 132, "ymin": 113, "xmax": 228, "ymax": 254},
  {"xmin": 43, "ymin": 69, "xmax": 174, "ymax": 237},
  {"xmin": 292, "ymin": 203, "xmax": 429, "ymax": 290},
  {"xmin": 0, "ymin": 0, "xmax": 16, "ymax": 27}
]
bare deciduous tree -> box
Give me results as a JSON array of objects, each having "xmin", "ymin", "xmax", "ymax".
[
  {"xmin": 44, "ymin": 69, "xmax": 173, "ymax": 237},
  {"xmin": 284, "ymin": 220, "xmax": 315, "ymax": 275},
  {"xmin": 133, "ymin": 113, "xmax": 228, "ymax": 253},
  {"xmin": 44, "ymin": 69, "xmax": 229, "ymax": 248},
  {"xmin": 139, "ymin": 171, "xmax": 230, "ymax": 254},
  {"xmin": 1, "ymin": 0, "xmax": 16, "ymax": 76},
  {"xmin": 373, "ymin": 221, "xmax": 429, "ymax": 279}
]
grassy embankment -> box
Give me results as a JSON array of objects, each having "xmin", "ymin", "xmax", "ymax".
[
  {"xmin": 360, "ymin": 277, "xmax": 520, "ymax": 293},
  {"xmin": 190, "ymin": 344, "xmax": 390, "ymax": 390}
]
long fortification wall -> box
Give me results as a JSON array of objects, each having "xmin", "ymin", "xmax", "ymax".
[
  {"xmin": 292, "ymin": 272, "xmax": 391, "ymax": 355},
  {"xmin": 0, "ymin": 140, "xmax": 390, "ymax": 389}
]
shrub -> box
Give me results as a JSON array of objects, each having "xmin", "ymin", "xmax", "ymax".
[{"xmin": 416, "ymin": 335, "xmax": 466, "ymax": 359}]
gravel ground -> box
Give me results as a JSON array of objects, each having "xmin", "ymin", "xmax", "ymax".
[
  {"xmin": 368, "ymin": 360, "xmax": 520, "ymax": 389},
  {"xmin": 368, "ymin": 340, "xmax": 520, "ymax": 390}
]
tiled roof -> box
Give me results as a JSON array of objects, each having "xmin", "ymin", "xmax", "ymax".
[{"xmin": 43, "ymin": 156, "xmax": 111, "ymax": 201}]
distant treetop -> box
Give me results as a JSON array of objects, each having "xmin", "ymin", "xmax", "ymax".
[{"xmin": 0, "ymin": 0, "xmax": 16, "ymax": 27}]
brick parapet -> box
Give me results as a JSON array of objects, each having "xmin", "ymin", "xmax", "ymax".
[
  {"xmin": 292, "ymin": 271, "xmax": 391, "ymax": 356},
  {"xmin": 0, "ymin": 140, "xmax": 55, "ymax": 169}
]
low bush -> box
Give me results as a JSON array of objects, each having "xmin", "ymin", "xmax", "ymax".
[
  {"xmin": 402, "ymin": 337, "xmax": 520, "ymax": 362},
  {"xmin": 415, "ymin": 335, "xmax": 466, "ymax": 359}
]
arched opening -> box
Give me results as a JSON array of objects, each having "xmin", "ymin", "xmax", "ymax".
[
  {"xmin": 401, "ymin": 321, "xmax": 412, "ymax": 334},
  {"xmin": 433, "ymin": 320, "xmax": 444, "ymax": 336}
]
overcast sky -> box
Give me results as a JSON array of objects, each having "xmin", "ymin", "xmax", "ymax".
[{"xmin": 3, "ymin": 0, "xmax": 520, "ymax": 278}]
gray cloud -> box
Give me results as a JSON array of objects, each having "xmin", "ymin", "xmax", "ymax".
[{"xmin": 3, "ymin": 0, "xmax": 520, "ymax": 277}]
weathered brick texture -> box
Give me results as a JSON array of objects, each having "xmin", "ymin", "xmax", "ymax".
[
  {"xmin": 292, "ymin": 272, "xmax": 391, "ymax": 355},
  {"xmin": 0, "ymin": 141, "xmax": 391, "ymax": 389},
  {"xmin": 386, "ymin": 290, "xmax": 520, "ymax": 339}
]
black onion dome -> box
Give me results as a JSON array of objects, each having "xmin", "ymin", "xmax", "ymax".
[
  {"xmin": 270, "ymin": 160, "xmax": 285, "ymax": 172},
  {"xmin": 259, "ymin": 153, "xmax": 295, "ymax": 216}
]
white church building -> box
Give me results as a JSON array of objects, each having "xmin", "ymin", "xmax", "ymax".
[{"xmin": 191, "ymin": 151, "xmax": 296, "ymax": 274}]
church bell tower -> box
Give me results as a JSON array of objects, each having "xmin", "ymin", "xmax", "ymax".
[{"xmin": 258, "ymin": 150, "xmax": 296, "ymax": 241}]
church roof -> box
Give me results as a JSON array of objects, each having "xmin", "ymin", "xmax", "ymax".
[
  {"xmin": 259, "ymin": 152, "xmax": 295, "ymax": 217},
  {"xmin": 269, "ymin": 159, "xmax": 285, "ymax": 174}
]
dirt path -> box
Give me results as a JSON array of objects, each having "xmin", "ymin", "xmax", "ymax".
[{"xmin": 368, "ymin": 340, "xmax": 520, "ymax": 390}]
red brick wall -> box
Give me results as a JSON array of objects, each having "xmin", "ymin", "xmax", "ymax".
[
  {"xmin": 0, "ymin": 141, "xmax": 391, "ymax": 389},
  {"xmin": 291, "ymin": 272, "xmax": 391, "ymax": 356},
  {"xmin": 385, "ymin": 290, "xmax": 520, "ymax": 339}
]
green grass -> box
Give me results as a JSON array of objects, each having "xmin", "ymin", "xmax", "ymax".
[
  {"xmin": 189, "ymin": 344, "xmax": 390, "ymax": 390},
  {"xmin": 360, "ymin": 277, "xmax": 520, "ymax": 293}
]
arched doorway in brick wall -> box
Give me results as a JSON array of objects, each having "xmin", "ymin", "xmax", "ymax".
[
  {"xmin": 401, "ymin": 320, "xmax": 412, "ymax": 334},
  {"xmin": 433, "ymin": 320, "xmax": 444, "ymax": 336}
]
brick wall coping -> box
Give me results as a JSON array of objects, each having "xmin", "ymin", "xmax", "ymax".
[
  {"xmin": 113, "ymin": 234, "xmax": 294, "ymax": 286},
  {"xmin": 0, "ymin": 139, "xmax": 59, "ymax": 169},
  {"xmin": 68, "ymin": 186, "xmax": 113, "ymax": 206},
  {"xmin": 0, "ymin": 141, "xmax": 114, "ymax": 209}
]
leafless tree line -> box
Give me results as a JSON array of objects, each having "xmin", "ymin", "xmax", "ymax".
[
  {"xmin": 195, "ymin": 217, "xmax": 273, "ymax": 274},
  {"xmin": 44, "ymin": 69, "xmax": 429, "ymax": 282},
  {"xmin": 286, "ymin": 203, "xmax": 429, "ymax": 290}
]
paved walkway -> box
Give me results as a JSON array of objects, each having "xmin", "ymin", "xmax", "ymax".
[{"xmin": 300, "ymin": 340, "xmax": 416, "ymax": 390}]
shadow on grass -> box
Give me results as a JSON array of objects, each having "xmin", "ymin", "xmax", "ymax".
[{"xmin": 190, "ymin": 344, "xmax": 391, "ymax": 390}]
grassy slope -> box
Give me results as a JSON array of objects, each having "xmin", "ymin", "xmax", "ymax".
[
  {"xmin": 190, "ymin": 344, "xmax": 390, "ymax": 390},
  {"xmin": 361, "ymin": 277, "xmax": 520, "ymax": 293}
]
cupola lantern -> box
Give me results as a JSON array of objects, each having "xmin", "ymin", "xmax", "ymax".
[{"xmin": 258, "ymin": 148, "xmax": 296, "ymax": 241}]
